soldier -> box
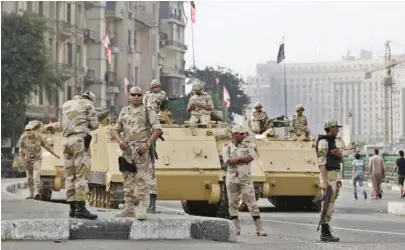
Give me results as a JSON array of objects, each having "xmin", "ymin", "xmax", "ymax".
[
  {"xmin": 142, "ymin": 79, "xmax": 167, "ymax": 213},
  {"xmin": 249, "ymin": 102, "xmax": 269, "ymax": 134},
  {"xmin": 316, "ymin": 119, "xmax": 343, "ymax": 242},
  {"xmin": 112, "ymin": 86, "xmax": 162, "ymax": 220},
  {"xmin": 223, "ymin": 125, "xmax": 267, "ymax": 236},
  {"xmin": 58, "ymin": 91, "xmax": 99, "ymax": 220},
  {"xmin": 290, "ymin": 104, "xmax": 310, "ymax": 139},
  {"xmin": 186, "ymin": 81, "xmax": 214, "ymax": 125},
  {"xmin": 19, "ymin": 121, "xmax": 60, "ymax": 200}
]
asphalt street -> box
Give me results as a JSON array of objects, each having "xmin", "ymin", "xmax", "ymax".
[{"xmin": 3, "ymin": 181, "xmax": 405, "ymax": 250}]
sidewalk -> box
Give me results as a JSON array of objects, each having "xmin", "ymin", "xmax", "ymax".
[{"xmin": 1, "ymin": 178, "xmax": 236, "ymax": 241}]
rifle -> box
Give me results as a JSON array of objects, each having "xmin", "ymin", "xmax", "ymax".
[{"xmin": 317, "ymin": 185, "xmax": 333, "ymax": 232}]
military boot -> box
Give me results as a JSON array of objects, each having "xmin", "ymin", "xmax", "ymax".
[
  {"xmin": 254, "ymin": 218, "xmax": 268, "ymax": 236},
  {"xmin": 26, "ymin": 189, "xmax": 34, "ymax": 199},
  {"xmin": 320, "ymin": 224, "xmax": 340, "ymax": 242},
  {"xmin": 232, "ymin": 218, "xmax": 241, "ymax": 235},
  {"xmin": 74, "ymin": 201, "xmax": 98, "ymax": 220},
  {"xmin": 147, "ymin": 194, "xmax": 157, "ymax": 213},
  {"xmin": 136, "ymin": 201, "xmax": 147, "ymax": 220},
  {"xmin": 69, "ymin": 201, "xmax": 76, "ymax": 218},
  {"xmin": 115, "ymin": 202, "xmax": 135, "ymax": 218}
]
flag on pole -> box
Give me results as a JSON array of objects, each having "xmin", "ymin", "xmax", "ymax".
[
  {"xmin": 124, "ymin": 77, "xmax": 129, "ymax": 96},
  {"xmin": 101, "ymin": 34, "xmax": 110, "ymax": 48},
  {"xmin": 277, "ymin": 37, "xmax": 285, "ymax": 64},
  {"xmin": 216, "ymin": 76, "xmax": 220, "ymax": 84},
  {"xmin": 190, "ymin": 1, "xmax": 196, "ymax": 24},
  {"xmin": 223, "ymin": 86, "xmax": 230, "ymax": 109},
  {"xmin": 106, "ymin": 48, "xmax": 112, "ymax": 64}
]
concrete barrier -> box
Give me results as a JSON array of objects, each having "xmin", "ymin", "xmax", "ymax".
[
  {"xmin": 388, "ymin": 202, "xmax": 405, "ymax": 216},
  {"xmin": 2, "ymin": 180, "xmax": 237, "ymax": 242}
]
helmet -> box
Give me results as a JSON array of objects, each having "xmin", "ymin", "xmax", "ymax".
[
  {"xmin": 296, "ymin": 104, "xmax": 304, "ymax": 111},
  {"xmin": 324, "ymin": 119, "xmax": 343, "ymax": 129},
  {"xmin": 25, "ymin": 120, "xmax": 42, "ymax": 131},
  {"xmin": 231, "ymin": 125, "xmax": 248, "ymax": 134},
  {"xmin": 128, "ymin": 86, "xmax": 142, "ymax": 102},
  {"xmin": 82, "ymin": 91, "xmax": 96, "ymax": 102},
  {"xmin": 254, "ymin": 102, "xmax": 263, "ymax": 108},
  {"xmin": 150, "ymin": 79, "xmax": 161, "ymax": 88},
  {"xmin": 191, "ymin": 80, "xmax": 203, "ymax": 92}
]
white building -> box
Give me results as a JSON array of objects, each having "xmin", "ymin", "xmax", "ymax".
[{"xmin": 247, "ymin": 50, "xmax": 405, "ymax": 144}]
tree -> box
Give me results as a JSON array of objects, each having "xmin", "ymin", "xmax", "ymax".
[
  {"xmin": 1, "ymin": 12, "xmax": 62, "ymax": 138},
  {"xmin": 185, "ymin": 66, "xmax": 251, "ymax": 121}
]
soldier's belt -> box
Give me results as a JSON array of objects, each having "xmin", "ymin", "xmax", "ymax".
[
  {"xmin": 326, "ymin": 171, "xmax": 341, "ymax": 182},
  {"xmin": 128, "ymin": 131, "xmax": 149, "ymax": 142}
]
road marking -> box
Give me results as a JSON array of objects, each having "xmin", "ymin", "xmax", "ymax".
[
  {"xmin": 157, "ymin": 205, "xmax": 405, "ymax": 236},
  {"xmin": 157, "ymin": 205, "xmax": 187, "ymax": 214}
]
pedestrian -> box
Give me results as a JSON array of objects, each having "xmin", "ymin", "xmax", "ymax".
[
  {"xmin": 112, "ymin": 86, "xmax": 162, "ymax": 220},
  {"xmin": 391, "ymin": 150, "xmax": 405, "ymax": 198},
  {"xmin": 58, "ymin": 91, "xmax": 99, "ymax": 220},
  {"xmin": 368, "ymin": 149, "xmax": 386, "ymax": 199},
  {"xmin": 315, "ymin": 119, "xmax": 343, "ymax": 242},
  {"xmin": 19, "ymin": 121, "xmax": 60, "ymax": 200},
  {"xmin": 223, "ymin": 125, "xmax": 267, "ymax": 236},
  {"xmin": 352, "ymin": 153, "xmax": 367, "ymax": 200}
]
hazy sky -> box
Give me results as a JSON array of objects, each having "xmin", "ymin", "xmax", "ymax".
[{"xmin": 183, "ymin": 1, "xmax": 405, "ymax": 77}]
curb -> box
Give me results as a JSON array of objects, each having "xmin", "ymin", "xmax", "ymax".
[
  {"xmin": 341, "ymin": 179, "xmax": 400, "ymax": 191},
  {"xmin": 388, "ymin": 202, "xmax": 405, "ymax": 216},
  {"xmin": 2, "ymin": 180, "xmax": 237, "ymax": 242}
]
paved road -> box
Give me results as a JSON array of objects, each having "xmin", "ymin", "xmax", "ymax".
[{"xmin": 3, "ymin": 180, "xmax": 405, "ymax": 249}]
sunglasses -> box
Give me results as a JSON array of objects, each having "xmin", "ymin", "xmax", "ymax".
[{"xmin": 130, "ymin": 93, "xmax": 142, "ymax": 97}]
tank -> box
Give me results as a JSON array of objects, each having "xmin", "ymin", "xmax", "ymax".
[{"xmin": 244, "ymin": 115, "xmax": 321, "ymax": 211}]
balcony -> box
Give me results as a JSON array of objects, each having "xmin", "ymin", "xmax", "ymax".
[
  {"xmin": 56, "ymin": 21, "xmax": 73, "ymax": 40},
  {"xmin": 163, "ymin": 40, "xmax": 188, "ymax": 52},
  {"xmin": 105, "ymin": 2, "xmax": 124, "ymax": 20},
  {"xmin": 84, "ymin": 1, "xmax": 97, "ymax": 10},
  {"xmin": 169, "ymin": 13, "xmax": 185, "ymax": 26},
  {"xmin": 85, "ymin": 69, "xmax": 96, "ymax": 84},
  {"xmin": 57, "ymin": 63, "xmax": 74, "ymax": 80},
  {"xmin": 105, "ymin": 71, "xmax": 117, "ymax": 84},
  {"xmin": 160, "ymin": 67, "xmax": 186, "ymax": 79},
  {"xmin": 84, "ymin": 28, "xmax": 97, "ymax": 44},
  {"xmin": 26, "ymin": 105, "xmax": 57, "ymax": 119},
  {"xmin": 106, "ymin": 84, "xmax": 120, "ymax": 94}
]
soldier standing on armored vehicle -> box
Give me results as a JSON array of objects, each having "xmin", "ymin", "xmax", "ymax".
[
  {"xmin": 58, "ymin": 91, "xmax": 99, "ymax": 220},
  {"xmin": 142, "ymin": 79, "xmax": 168, "ymax": 213},
  {"xmin": 249, "ymin": 102, "xmax": 269, "ymax": 134},
  {"xmin": 112, "ymin": 86, "xmax": 162, "ymax": 220},
  {"xmin": 316, "ymin": 119, "xmax": 343, "ymax": 242},
  {"xmin": 290, "ymin": 104, "xmax": 310, "ymax": 139},
  {"xmin": 19, "ymin": 121, "xmax": 60, "ymax": 200},
  {"xmin": 223, "ymin": 125, "xmax": 267, "ymax": 236},
  {"xmin": 186, "ymin": 80, "xmax": 214, "ymax": 125}
]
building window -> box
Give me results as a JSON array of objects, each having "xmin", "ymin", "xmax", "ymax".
[
  {"xmin": 67, "ymin": 3, "xmax": 71, "ymax": 24},
  {"xmin": 67, "ymin": 42, "xmax": 73, "ymax": 65},
  {"xmin": 76, "ymin": 45, "xmax": 81, "ymax": 67},
  {"xmin": 67, "ymin": 86, "xmax": 72, "ymax": 100},
  {"xmin": 134, "ymin": 67, "xmax": 139, "ymax": 86},
  {"xmin": 128, "ymin": 30, "xmax": 131, "ymax": 46},
  {"xmin": 77, "ymin": 4, "xmax": 82, "ymax": 27},
  {"xmin": 38, "ymin": 2, "xmax": 43, "ymax": 16},
  {"xmin": 39, "ymin": 86, "xmax": 43, "ymax": 105},
  {"xmin": 133, "ymin": 30, "xmax": 137, "ymax": 46},
  {"xmin": 105, "ymin": 1, "xmax": 115, "ymax": 10}
]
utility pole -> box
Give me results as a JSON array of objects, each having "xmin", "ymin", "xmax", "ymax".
[{"xmin": 383, "ymin": 41, "xmax": 394, "ymax": 153}]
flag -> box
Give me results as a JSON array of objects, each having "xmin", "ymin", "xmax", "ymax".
[
  {"xmin": 223, "ymin": 86, "xmax": 230, "ymax": 109},
  {"xmin": 124, "ymin": 77, "xmax": 129, "ymax": 96},
  {"xmin": 190, "ymin": 1, "xmax": 196, "ymax": 24},
  {"xmin": 106, "ymin": 48, "xmax": 112, "ymax": 64},
  {"xmin": 216, "ymin": 77, "xmax": 220, "ymax": 84},
  {"xmin": 101, "ymin": 34, "xmax": 110, "ymax": 48},
  {"xmin": 277, "ymin": 37, "xmax": 285, "ymax": 64}
]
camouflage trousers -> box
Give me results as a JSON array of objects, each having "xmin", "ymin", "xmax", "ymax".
[
  {"xmin": 290, "ymin": 129, "xmax": 309, "ymax": 139},
  {"xmin": 63, "ymin": 134, "xmax": 90, "ymax": 202},
  {"xmin": 149, "ymin": 162, "xmax": 157, "ymax": 195},
  {"xmin": 24, "ymin": 159, "xmax": 41, "ymax": 196},
  {"xmin": 226, "ymin": 178, "xmax": 260, "ymax": 217},
  {"xmin": 189, "ymin": 114, "xmax": 211, "ymax": 125},
  {"xmin": 320, "ymin": 171, "xmax": 341, "ymax": 224},
  {"xmin": 122, "ymin": 142, "xmax": 151, "ymax": 207}
]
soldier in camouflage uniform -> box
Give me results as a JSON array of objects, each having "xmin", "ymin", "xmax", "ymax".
[
  {"xmin": 249, "ymin": 102, "xmax": 269, "ymax": 134},
  {"xmin": 19, "ymin": 121, "xmax": 60, "ymax": 200},
  {"xmin": 316, "ymin": 119, "xmax": 343, "ymax": 242},
  {"xmin": 58, "ymin": 91, "xmax": 99, "ymax": 220},
  {"xmin": 142, "ymin": 79, "xmax": 167, "ymax": 213},
  {"xmin": 112, "ymin": 86, "xmax": 162, "ymax": 220},
  {"xmin": 290, "ymin": 104, "xmax": 310, "ymax": 139},
  {"xmin": 223, "ymin": 125, "xmax": 267, "ymax": 236},
  {"xmin": 186, "ymin": 81, "xmax": 214, "ymax": 125}
]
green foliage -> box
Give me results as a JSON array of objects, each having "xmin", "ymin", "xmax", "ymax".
[
  {"xmin": 1, "ymin": 12, "xmax": 62, "ymax": 138},
  {"xmin": 185, "ymin": 66, "xmax": 251, "ymax": 121}
]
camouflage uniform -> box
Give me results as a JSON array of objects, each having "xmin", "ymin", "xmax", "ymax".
[
  {"xmin": 316, "ymin": 119, "xmax": 342, "ymax": 242},
  {"xmin": 113, "ymin": 96, "xmax": 162, "ymax": 220},
  {"xmin": 223, "ymin": 125, "xmax": 267, "ymax": 236},
  {"xmin": 249, "ymin": 102, "xmax": 269, "ymax": 134},
  {"xmin": 187, "ymin": 81, "xmax": 214, "ymax": 125},
  {"xmin": 290, "ymin": 104, "xmax": 310, "ymax": 139},
  {"xmin": 142, "ymin": 79, "xmax": 167, "ymax": 213},
  {"xmin": 19, "ymin": 121, "xmax": 56, "ymax": 200},
  {"xmin": 58, "ymin": 91, "xmax": 99, "ymax": 220}
]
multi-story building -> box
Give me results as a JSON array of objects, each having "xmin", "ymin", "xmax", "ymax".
[
  {"xmin": 248, "ymin": 50, "xmax": 405, "ymax": 145},
  {"xmin": 158, "ymin": 1, "xmax": 187, "ymax": 98},
  {"xmin": 85, "ymin": 1, "xmax": 159, "ymax": 115},
  {"xmin": 2, "ymin": 1, "xmax": 91, "ymax": 121}
]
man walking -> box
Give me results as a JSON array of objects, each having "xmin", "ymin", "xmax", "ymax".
[
  {"xmin": 392, "ymin": 150, "xmax": 405, "ymax": 198},
  {"xmin": 368, "ymin": 149, "xmax": 386, "ymax": 199},
  {"xmin": 352, "ymin": 153, "xmax": 367, "ymax": 200}
]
